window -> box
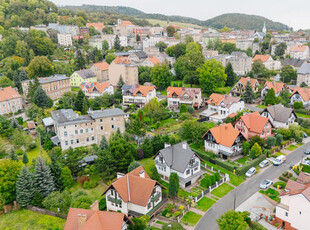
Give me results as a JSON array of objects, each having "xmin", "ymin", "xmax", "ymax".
[
  {"xmin": 75, "ymin": 130, "xmax": 78, "ymax": 134},
  {"xmin": 112, "ymin": 125, "xmax": 115, "ymax": 129},
  {"xmin": 299, "ymin": 211, "xmax": 302, "ymax": 215},
  {"xmin": 186, "ymin": 169, "xmax": 190, "ymax": 175},
  {"xmin": 91, "ymin": 128, "xmax": 94, "ymax": 132},
  {"xmin": 64, "ymin": 126, "xmax": 66, "ymax": 129},
  {"xmin": 100, "ymin": 119, "xmax": 102, "ymax": 122},
  {"xmin": 64, "ymin": 131, "xmax": 67, "ymax": 136},
  {"xmin": 92, "ymin": 136, "xmax": 95, "ymax": 141},
  {"xmin": 111, "ymin": 117, "xmax": 115, "ymax": 121},
  {"xmin": 71, "ymin": 140, "xmax": 73, "ymax": 144},
  {"xmin": 285, "ymin": 212, "xmax": 288, "ymax": 217},
  {"xmin": 80, "ymin": 129, "xmax": 83, "ymax": 134},
  {"xmin": 101, "ymin": 126, "xmax": 104, "ymax": 130},
  {"xmin": 65, "ymin": 141, "xmax": 68, "ymax": 145},
  {"xmin": 86, "ymin": 128, "xmax": 88, "ymax": 133},
  {"xmin": 147, "ymin": 202, "xmax": 152, "ymax": 209},
  {"xmin": 111, "ymin": 190, "xmax": 114, "ymax": 196},
  {"xmin": 76, "ymin": 139, "xmax": 80, "ymax": 144},
  {"xmin": 86, "ymin": 137, "xmax": 89, "ymax": 142}
]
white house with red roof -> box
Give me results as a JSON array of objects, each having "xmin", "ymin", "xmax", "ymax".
[
  {"xmin": 102, "ymin": 166, "xmax": 165, "ymax": 217},
  {"xmin": 252, "ymin": 54, "xmax": 281, "ymax": 70},
  {"xmin": 80, "ymin": 82, "xmax": 114, "ymax": 98},
  {"xmin": 290, "ymin": 45, "xmax": 310, "ymax": 59},
  {"xmin": 231, "ymin": 77, "xmax": 259, "ymax": 97},
  {"xmin": 261, "ymin": 81, "xmax": 286, "ymax": 97},
  {"xmin": 290, "ymin": 87, "xmax": 310, "ymax": 106},
  {"xmin": 166, "ymin": 87, "xmax": 203, "ymax": 110},
  {"xmin": 122, "ymin": 85, "xmax": 156, "ymax": 107},
  {"xmin": 0, "ymin": 87, "xmax": 23, "ymax": 115},
  {"xmin": 140, "ymin": 56, "xmax": 161, "ymax": 67},
  {"xmin": 203, "ymin": 123, "xmax": 246, "ymax": 159}
]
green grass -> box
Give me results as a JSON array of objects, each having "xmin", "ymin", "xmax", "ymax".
[
  {"xmin": 0, "ymin": 209, "xmax": 66, "ymax": 230},
  {"xmin": 256, "ymin": 105, "xmax": 267, "ymax": 109},
  {"xmin": 260, "ymin": 188, "xmax": 280, "ymax": 203},
  {"xmin": 211, "ymin": 183, "xmax": 234, "ymax": 198},
  {"xmin": 25, "ymin": 140, "xmax": 49, "ymax": 165},
  {"xmin": 181, "ymin": 211, "xmax": 202, "ymax": 226},
  {"xmin": 214, "ymin": 87, "xmax": 232, "ymax": 95},
  {"xmin": 211, "ymin": 196, "xmax": 219, "ymax": 201},
  {"xmin": 272, "ymin": 152, "xmax": 285, "ymax": 158},
  {"xmin": 197, "ymin": 197, "xmax": 216, "ymax": 212},
  {"xmin": 297, "ymin": 143, "xmax": 304, "ymax": 146},
  {"xmin": 71, "ymin": 87, "xmax": 80, "ymax": 92},
  {"xmin": 235, "ymin": 156, "xmax": 249, "ymax": 165},
  {"xmin": 285, "ymin": 145, "xmax": 298, "ymax": 151},
  {"xmin": 273, "ymin": 181, "xmax": 287, "ymax": 190},
  {"xmin": 296, "ymin": 113, "xmax": 310, "ymax": 119},
  {"xmin": 139, "ymin": 157, "xmax": 155, "ymax": 175},
  {"xmin": 156, "ymin": 220, "xmax": 166, "ymax": 225}
]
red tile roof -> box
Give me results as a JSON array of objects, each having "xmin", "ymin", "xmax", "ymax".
[
  {"xmin": 252, "ymin": 55, "xmax": 271, "ymax": 63},
  {"xmin": 166, "ymin": 87, "xmax": 201, "ymax": 99},
  {"xmin": 64, "ymin": 208, "xmax": 131, "ymax": 230},
  {"xmin": 133, "ymin": 85, "xmax": 155, "ymax": 97},
  {"xmin": 291, "ymin": 87, "xmax": 310, "ymax": 101},
  {"xmin": 93, "ymin": 62, "xmax": 109, "ymax": 71},
  {"xmin": 264, "ymin": 81, "xmax": 285, "ymax": 94},
  {"xmin": 237, "ymin": 112, "xmax": 271, "ymax": 134},
  {"xmin": 121, "ymin": 21, "xmax": 134, "ymax": 26},
  {"xmin": 207, "ymin": 93, "xmax": 225, "ymax": 106},
  {"xmin": 27, "ymin": 121, "xmax": 35, "ymax": 130},
  {"xmin": 147, "ymin": 56, "xmax": 161, "ymax": 65},
  {"xmin": 80, "ymin": 82, "xmax": 112, "ymax": 94},
  {"xmin": 113, "ymin": 56, "xmax": 132, "ymax": 65},
  {"xmin": 291, "ymin": 45, "xmax": 307, "ymax": 52},
  {"xmin": 86, "ymin": 23, "xmax": 105, "ymax": 31},
  {"xmin": 239, "ymin": 77, "xmax": 258, "ymax": 87},
  {"xmin": 0, "ymin": 87, "xmax": 21, "ymax": 102}
]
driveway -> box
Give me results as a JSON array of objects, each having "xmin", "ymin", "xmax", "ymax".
[
  {"xmin": 244, "ymin": 104, "xmax": 264, "ymax": 112},
  {"xmin": 195, "ymin": 141, "xmax": 310, "ymax": 230}
]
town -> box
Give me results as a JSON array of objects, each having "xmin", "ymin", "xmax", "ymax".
[{"xmin": 0, "ymin": 1, "xmax": 310, "ymax": 230}]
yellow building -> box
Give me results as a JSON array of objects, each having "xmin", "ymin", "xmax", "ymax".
[{"xmin": 70, "ymin": 69, "xmax": 97, "ymax": 87}]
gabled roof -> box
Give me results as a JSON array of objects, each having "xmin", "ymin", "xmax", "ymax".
[
  {"xmin": 263, "ymin": 81, "xmax": 285, "ymax": 94},
  {"xmin": 297, "ymin": 62, "xmax": 310, "ymax": 74},
  {"xmin": 282, "ymin": 58, "xmax": 306, "ymax": 68},
  {"xmin": 155, "ymin": 141, "xmax": 200, "ymax": 173},
  {"xmin": 93, "ymin": 62, "xmax": 109, "ymax": 71},
  {"xmin": 102, "ymin": 166, "xmax": 165, "ymax": 207},
  {"xmin": 132, "ymin": 85, "xmax": 155, "ymax": 97},
  {"xmin": 113, "ymin": 56, "xmax": 132, "ymax": 65},
  {"xmin": 64, "ymin": 208, "xmax": 132, "ymax": 230},
  {"xmin": 203, "ymin": 123, "xmax": 242, "ymax": 148},
  {"xmin": 132, "ymin": 51, "xmax": 148, "ymax": 59},
  {"xmin": 297, "ymin": 172, "xmax": 310, "ymax": 184},
  {"xmin": 291, "ymin": 87, "xmax": 310, "ymax": 101},
  {"xmin": 0, "ymin": 87, "xmax": 21, "ymax": 102},
  {"xmin": 263, "ymin": 104, "xmax": 296, "ymax": 123},
  {"xmin": 239, "ymin": 77, "xmax": 258, "ymax": 87},
  {"xmin": 80, "ymin": 82, "xmax": 112, "ymax": 94},
  {"xmin": 147, "ymin": 56, "xmax": 161, "ymax": 65},
  {"xmin": 236, "ymin": 112, "xmax": 271, "ymax": 134},
  {"xmin": 121, "ymin": 20, "xmax": 134, "ymax": 26},
  {"xmin": 291, "ymin": 45, "xmax": 308, "ymax": 52},
  {"xmin": 75, "ymin": 69, "xmax": 96, "ymax": 79},
  {"xmin": 166, "ymin": 87, "xmax": 201, "ymax": 99},
  {"xmin": 86, "ymin": 23, "xmax": 105, "ymax": 31},
  {"xmin": 252, "ymin": 54, "xmax": 271, "ymax": 63},
  {"xmin": 207, "ymin": 93, "xmax": 224, "ymax": 106},
  {"xmin": 26, "ymin": 121, "xmax": 35, "ymax": 130}
]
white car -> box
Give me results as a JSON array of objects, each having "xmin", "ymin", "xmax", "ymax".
[
  {"xmin": 259, "ymin": 160, "xmax": 270, "ymax": 168},
  {"xmin": 302, "ymin": 159, "xmax": 310, "ymax": 166},
  {"xmin": 245, "ymin": 167, "xmax": 257, "ymax": 177},
  {"xmin": 260, "ymin": 179, "xmax": 273, "ymax": 189}
]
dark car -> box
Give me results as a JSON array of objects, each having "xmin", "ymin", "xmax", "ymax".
[
  {"xmin": 304, "ymin": 133, "xmax": 308, "ymax": 138},
  {"xmin": 304, "ymin": 148, "xmax": 310, "ymax": 155}
]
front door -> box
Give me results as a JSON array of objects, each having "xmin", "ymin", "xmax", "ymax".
[{"xmin": 185, "ymin": 181, "xmax": 191, "ymax": 187}]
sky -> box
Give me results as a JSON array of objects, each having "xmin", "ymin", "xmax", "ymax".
[{"xmin": 51, "ymin": 0, "xmax": 310, "ymax": 30}]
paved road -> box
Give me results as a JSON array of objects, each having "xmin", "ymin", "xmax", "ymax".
[
  {"xmin": 244, "ymin": 104, "xmax": 264, "ymax": 112},
  {"xmin": 195, "ymin": 141, "xmax": 310, "ymax": 230}
]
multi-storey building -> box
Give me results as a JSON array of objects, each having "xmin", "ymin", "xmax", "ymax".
[
  {"xmin": 90, "ymin": 62, "xmax": 109, "ymax": 82},
  {"xmin": 57, "ymin": 34, "xmax": 72, "ymax": 46},
  {"xmin": 166, "ymin": 87, "xmax": 203, "ymax": 110},
  {"xmin": 80, "ymin": 82, "xmax": 114, "ymax": 98},
  {"xmin": 0, "ymin": 87, "xmax": 23, "ymax": 115},
  {"xmin": 108, "ymin": 57, "xmax": 138, "ymax": 86},
  {"xmin": 70, "ymin": 69, "xmax": 97, "ymax": 87},
  {"xmin": 296, "ymin": 62, "xmax": 310, "ymax": 86},
  {"xmin": 122, "ymin": 85, "xmax": 156, "ymax": 107}
]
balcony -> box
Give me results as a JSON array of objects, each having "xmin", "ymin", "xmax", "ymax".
[
  {"xmin": 188, "ymin": 161, "xmax": 199, "ymax": 169},
  {"xmin": 107, "ymin": 195, "xmax": 122, "ymax": 204},
  {"xmin": 155, "ymin": 160, "xmax": 166, "ymax": 167},
  {"xmin": 151, "ymin": 192, "xmax": 161, "ymax": 203}
]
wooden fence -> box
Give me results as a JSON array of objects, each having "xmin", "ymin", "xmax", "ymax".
[{"xmin": 27, "ymin": 205, "xmax": 67, "ymax": 219}]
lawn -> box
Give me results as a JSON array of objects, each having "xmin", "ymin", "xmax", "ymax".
[
  {"xmin": 0, "ymin": 209, "xmax": 66, "ymax": 230},
  {"xmin": 25, "ymin": 143, "xmax": 49, "ymax": 165},
  {"xmin": 181, "ymin": 211, "xmax": 202, "ymax": 226},
  {"xmin": 197, "ymin": 197, "xmax": 216, "ymax": 212},
  {"xmin": 256, "ymin": 104, "xmax": 267, "ymax": 109},
  {"xmin": 211, "ymin": 183, "xmax": 234, "ymax": 198},
  {"xmin": 272, "ymin": 152, "xmax": 285, "ymax": 158},
  {"xmin": 214, "ymin": 87, "xmax": 232, "ymax": 95},
  {"xmin": 296, "ymin": 113, "xmax": 310, "ymax": 119},
  {"xmin": 139, "ymin": 157, "xmax": 155, "ymax": 175},
  {"xmin": 260, "ymin": 188, "xmax": 280, "ymax": 203},
  {"xmin": 297, "ymin": 143, "xmax": 304, "ymax": 146},
  {"xmin": 236, "ymin": 156, "xmax": 249, "ymax": 165},
  {"xmin": 159, "ymin": 90, "xmax": 167, "ymax": 96},
  {"xmin": 285, "ymin": 145, "xmax": 298, "ymax": 151},
  {"xmin": 71, "ymin": 87, "xmax": 80, "ymax": 92}
]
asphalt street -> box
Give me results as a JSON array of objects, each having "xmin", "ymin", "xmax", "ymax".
[{"xmin": 195, "ymin": 141, "xmax": 310, "ymax": 230}]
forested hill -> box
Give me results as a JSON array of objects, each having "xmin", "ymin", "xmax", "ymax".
[
  {"xmin": 62, "ymin": 5, "xmax": 290, "ymax": 31},
  {"xmin": 202, "ymin": 13, "xmax": 290, "ymax": 31}
]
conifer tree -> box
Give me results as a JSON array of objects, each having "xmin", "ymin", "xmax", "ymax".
[
  {"xmin": 99, "ymin": 135, "xmax": 109, "ymax": 150},
  {"xmin": 114, "ymin": 35, "xmax": 121, "ymax": 51},
  {"xmin": 243, "ymin": 80, "xmax": 255, "ymax": 103},
  {"xmin": 19, "ymin": 68, "xmax": 28, "ymax": 81},
  {"xmin": 74, "ymin": 90, "xmax": 87, "ymax": 113},
  {"xmin": 9, "ymin": 148, "xmax": 18, "ymax": 162},
  {"xmin": 49, "ymin": 153, "xmax": 63, "ymax": 191},
  {"xmin": 225, "ymin": 63, "xmax": 236, "ymax": 87},
  {"xmin": 22, "ymin": 152, "xmax": 29, "ymax": 165},
  {"xmin": 33, "ymin": 86, "xmax": 50, "ymax": 108},
  {"xmin": 34, "ymin": 157, "xmax": 55, "ymax": 197},
  {"xmin": 16, "ymin": 166, "xmax": 34, "ymax": 207},
  {"xmin": 13, "ymin": 71, "xmax": 23, "ymax": 94}
]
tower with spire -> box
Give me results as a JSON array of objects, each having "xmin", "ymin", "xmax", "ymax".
[{"xmin": 262, "ymin": 22, "xmax": 267, "ymax": 34}]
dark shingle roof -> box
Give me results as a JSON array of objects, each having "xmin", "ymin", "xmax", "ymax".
[
  {"xmin": 51, "ymin": 109, "xmax": 93, "ymax": 126},
  {"xmin": 298, "ymin": 62, "xmax": 310, "ymax": 74},
  {"xmin": 76, "ymin": 69, "xmax": 96, "ymax": 79},
  {"xmin": 90, "ymin": 108, "xmax": 125, "ymax": 119},
  {"xmin": 265, "ymin": 104, "xmax": 296, "ymax": 123},
  {"xmin": 282, "ymin": 58, "xmax": 306, "ymax": 68},
  {"xmin": 133, "ymin": 51, "xmax": 148, "ymax": 59}
]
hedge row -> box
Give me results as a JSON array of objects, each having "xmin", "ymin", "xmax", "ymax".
[
  {"xmin": 279, "ymin": 176, "xmax": 288, "ymax": 182},
  {"xmin": 214, "ymin": 158, "xmax": 237, "ymax": 172},
  {"xmin": 236, "ymin": 154, "xmax": 266, "ymax": 176},
  {"xmin": 301, "ymin": 164, "xmax": 310, "ymax": 173},
  {"xmin": 193, "ymin": 149, "xmax": 212, "ymax": 162},
  {"xmin": 295, "ymin": 108, "xmax": 309, "ymax": 115}
]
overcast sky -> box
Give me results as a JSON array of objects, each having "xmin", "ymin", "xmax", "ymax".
[{"xmin": 51, "ymin": 0, "xmax": 310, "ymax": 30}]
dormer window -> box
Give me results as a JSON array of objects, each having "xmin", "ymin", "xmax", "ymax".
[{"xmin": 137, "ymin": 92, "xmax": 142, "ymax": 97}]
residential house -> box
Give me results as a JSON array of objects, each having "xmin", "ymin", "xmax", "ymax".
[
  {"xmin": 70, "ymin": 69, "xmax": 97, "ymax": 87},
  {"xmin": 86, "ymin": 23, "xmax": 105, "ymax": 33},
  {"xmin": 48, "ymin": 23, "xmax": 79, "ymax": 36},
  {"xmin": 230, "ymin": 77, "xmax": 259, "ymax": 97},
  {"xmin": 57, "ymin": 34, "xmax": 72, "ymax": 46},
  {"xmin": 275, "ymin": 172, "xmax": 310, "ymax": 230},
  {"xmin": 128, "ymin": 51, "xmax": 148, "ymax": 64},
  {"xmin": 122, "ymin": 85, "xmax": 156, "ymax": 107},
  {"xmin": 0, "ymin": 87, "xmax": 23, "ymax": 115},
  {"xmin": 200, "ymin": 93, "xmax": 244, "ymax": 123},
  {"xmin": 290, "ymin": 87, "xmax": 310, "ymax": 107},
  {"xmin": 108, "ymin": 56, "xmax": 139, "ymax": 86},
  {"xmin": 234, "ymin": 112, "xmax": 273, "ymax": 140},
  {"xmin": 140, "ymin": 56, "xmax": 161, "ymax": 67},
  {"xmin": 22, "ymin": 74, "xmax": 71, "ymax": 100},
  {"xmin": 261, "ymin": 104, "xmax": 297, "ymax": 128},
  {"xmin": 102, "ymin": 166, "xmax": 165, "ymax": 217},
  {"xmin": 154, "ymin": 141, "xmax": 204, "ymax": 188},
  {"xmin": 252, "ymin": 55, "xmax": 281, "ymax": 70},
  {"xmin": 296, "ymin": 62, "xmax": 310, "ymax": 86},
  {"xmin": 282, "ymin": 58, "xmax": 307, "ymax": 71},
  {"xmin": 90, "ymin": 62, "xmax": 110, "ymax": 82},
  {"xmin": 166, "ymin": 87, "xmax": 203, "ymax": 110},
  {"xmin": 261, "ymin": 81, "xmax": 285, "ymax": 97},
  {"xmin": 214, "ymin": 52, "xmax": 252, "ymax": 75},
  {"xmin": 80, "ymin": 82, "xmax": 114, "ymax": 98},
  {"xmin": 203, "ymin": 123, "xmax": 245, "ymax": 159},
  {"xmin": 65, "ymin": 208, "xmax": 133, "ymax": 230},
  {"xmin": 50, "ymin": 108, "xmax": 125, "ymax": 150},
  {"xmin": 290, "ymin": 45, "xmax": 310, "ymax": 59}
]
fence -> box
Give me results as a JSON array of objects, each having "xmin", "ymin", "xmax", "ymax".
[
  {"xmin": 194, "ymin": 176, "xmax": 228, "ymax": 202},
  {"xmin": 27, "ymin": 205, "xmax": 67, "ymax": 219},
  {"xmin": 201, "ymin": 164, "xmax": 227, "ymax": 178}
]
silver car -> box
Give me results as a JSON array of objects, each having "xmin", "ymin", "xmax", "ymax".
[
  {"xmin": 259, "ymin": 160, "xmax": 270, "ymax": 168},
  {"xmin": 245, "ymin": 167, "xmax": 257, "ymax": 177},
  {"xmin": 260, "ymin": 180, "xmax": 273, "ymax": 189}
]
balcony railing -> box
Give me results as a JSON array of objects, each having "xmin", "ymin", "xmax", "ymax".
[
  {"xmin": 151, "ymin": 192, "xmax": 161, "ymax": 203},
  {"xmin": 188, "ymin": 161, "xmax": 199, "ymax": 169},
  {"xmin": 107, "ymin": 195, "xmax": 122, "ymax": 204},
  {"xmin": 155, "ymin": 160, "xmax": 166, "ymax": 167}
]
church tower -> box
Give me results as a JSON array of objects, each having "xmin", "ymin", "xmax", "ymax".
[{"xmin": 262, "ymin": 22, "xmax": 267, "ymax": 34}]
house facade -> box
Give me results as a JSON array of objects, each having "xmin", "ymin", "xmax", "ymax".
[
  {"xmin": 22, "ymin": 75, "xmax": 71, "ymax": 100},
  {"xmin": 90, "ymin": 62, "xmax": 110, "ymax": 82},
  {"xmin": 103, "ymin": 166, "xmax": 165, "ymax": 217},
  {"xmin": 80, "ymin": 82, "xmax": 114, "ymax": 98},
  {"xmin": 57, "ymin": 34, "xmax": 72, "ymax": 46},
  {"xmin": 261, "ymin": 81, "xmax": 285, "ymax": 97},
  {"xmin": 214, "ymin": 52, "xmax": 252, "ymax": 75},
  {"xmin": 230, "ymin": 77, "xmax": 259, "ymax": 97},
  {"xmin": 203, "ymin": 123, "xmax": 245, "ymax": 159},
  {"xmin": 154, "ymin": 142, "xmax": 204, "ymax": 188},
  {"xmin": 0, "ymin": 87, "xmax": 23, "ymax": 115},
  {"xmin": 290, "ymin": 87, "xmax": 310, "ymax": 107},
  {"xmin": 70, "ymin": 69, "xmax": 97, "ymax": 87},
  {"xmin": 234, "ymin": 112, "xmax": 273, "ymax": 140},
  {"xmin": 252, "ymin": 55, "xmax": 281, "ymax": 70},
  {"xmin": 50, "ymin": 108, "xmax": 125, "ymax": 150},
  {"xmin": 296, "ymin": 62, "xmax": 310, "ymax": 86},
  {"xmin": 166, "ymin": 87, "xmax": 203, "ymax": 110},
  {"xmin": 261, "ymin": 104, "xmax": 297, "ymax": 128},
  {"xmin": 122, "ymin": 85, "xmax": 156, "ymax": 107},
  {"xmin": 290, "ymin": 45, "xmax": 310, "ymax": 59}
]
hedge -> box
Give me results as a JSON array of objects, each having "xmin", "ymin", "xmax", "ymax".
[
  {"xmin": 193, "ymin": 149, "xmax": 211, "ymax": 162},
  {"xmin": 278, "ymin": 176, "xmax": 288, "ymax": 182},
  {"xmin": 214, "ymin": 159, "xmax": 237, "ymax": 172},
  {"xmin": 301, "ymin": 164, "xmax": 310, "ymax": 173},
  {"xmin": 295, "ymin": 108, "xmax": 309, "ymax": 115},
  {"xmin": 236, "ymin": 154, "xmax": 266, "ymax": 176},
  {"xmin": 273, "ymin": 181, "xmax": 287, "ymax": 189}
]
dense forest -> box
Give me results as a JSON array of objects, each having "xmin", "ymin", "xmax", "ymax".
[{"xmin": 62, "ymin": 5, "xmax": 291, "ymax": 31}]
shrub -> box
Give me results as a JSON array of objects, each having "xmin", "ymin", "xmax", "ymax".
[
  {"xmin": 82, "ymin": 180, "xmax": 98, "ymax": 189},
  {"xmin": 236, "ymin": 154, "xmax": 266, "ymax": 175},
  {"xmin": 165, "ymin": 213, "xmax": 172, "ymax": 218},
  {"xmin": 210, "ymin": 175, "xmax": 216, "ymax": 185},
  {"xmin": 301, "ymin": 164, "xmax": 310, "ymax": 173},
  {"xmin": 187, "ymin": 106, "xmax": 194, "ymax": 114},
  {"xmin": 162, "ymin": 208, "xmax": 170, "ymax": 216},
  {"xmin": 214, "ymin": 172, "xmax": 220, "ymax": 181},
  {"xmin": 278, "ymin": 176, "xmax": 288, "ymax": 182},
  {"xmin": 200, "ymin": 177, "xmax": 211, "ymax": 188},
  {"xmin": 179, "ymin": 112, "xmax": 192, "ymax": 121},
  {"xmin": 99, "ymin": 196, "xmax": 106, "ymax": 210},
  {"xmin": 16, "ymin": 149, "xmax": 24, "ymax": 155},
  {"xmin": 77, "ymin": 175, "xmax": 90, "ymax": 185},
  {"xmin": 273, "ymin": 181, "xmax": 286, "ymax": 189},
  {"xmin": 214, "ymin": 158, "xmax": 237, "ymax": 171},
  {"xmin": 174, "ymin": 211, "xmax": 181, "ymax": 217},
  {"xmin": 293, "ymin": 101, "xmax": 304, "ymax": 109},
  {"xmin": 179, "ymin": 205, "xmax": 184, "ymax": 211}
]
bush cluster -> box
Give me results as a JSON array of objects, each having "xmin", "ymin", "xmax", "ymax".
[{"xmin": 236, "ymin": 154, "xmax": 266, "ymax": 175}]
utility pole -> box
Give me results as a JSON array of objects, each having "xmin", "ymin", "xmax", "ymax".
[{"xmin": 233, "ymin": 192, "xmax": 236, "ymax": 211}]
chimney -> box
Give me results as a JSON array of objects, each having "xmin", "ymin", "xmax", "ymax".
[
  {"xmin": 117, "ymin": 172, "xmax": 125, "ymax": 179},
  {"xmin": 164, "ymin": 143, "xmax": 171, "ymax": 148},
  {"xmin": 101, "ymin": 107, "xmax": 104, "ymax": 112},
  {"xmin": 139, "ymin": 169, "xmax": 145, "ymax": 178},
  {"xmin": 182, "ymin": 143, "xmax": 187, "ymax": 150},
  {"xmin": 77, "ymin": 214, "xmax": 87, "ymax": 229},
  {"xmin": 90, "ymin": 200, "xmax": 99, "ymax": 211}
]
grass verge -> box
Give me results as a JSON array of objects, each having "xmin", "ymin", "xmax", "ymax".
[
  {"xmin": 197, "ymin": 197, "xmax": 216, "ymax": 212},
  {"xmin": 211, "ymin": 183, "xmax": 234, "ymax": 198},
  {"xmin": 181, "ymin": 211, "xmax": 202, "ymax": 226}
]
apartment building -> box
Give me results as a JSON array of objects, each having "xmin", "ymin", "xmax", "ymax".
[
  {"xmin": 122, "ymin": 85, "xmax": 156, "ymax": 107},
  {"xmin": 0, "ymin": 87, "xmax": 23, "ymax": 115},
  {"xmin": 57, "ymin": 34, "xmax": 72, "ymax": 46},
  {"xmin": 214, "ymin": 52, "xmax": 252, "ymax": 75}
]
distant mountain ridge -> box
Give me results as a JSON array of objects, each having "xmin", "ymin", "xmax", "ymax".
[{"xmin": 62, "ymin": 5, "xmax": 291, "ymax": 30}]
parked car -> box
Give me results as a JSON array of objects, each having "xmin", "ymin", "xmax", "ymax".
[
  {"xmin": 304, "ymin": 148, "xmax": 310, "ymax": 155},
  {"xmin": 302, "ymin": 159, "xmax": 310, "ymax": 166},
  {"xmin": 304, "ymin": 132, "xmax": 308, "ymax": 138},
  {"xmin": 273, "ymin": 155, "xmax": 286, "ymax": 166},
  {"xmin": 260, "ymin": 180, "xmax": 273, "ymax": 189},
  {"xmin": 246, "ymin": 167, "xmax": 257, "ymax": 177},
  {"xmin": 259, "ymin": 160, "xmax": 270, "ymax": 168}
]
